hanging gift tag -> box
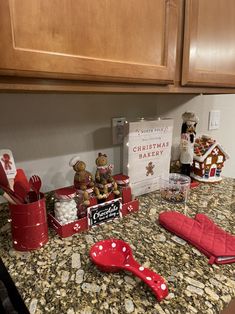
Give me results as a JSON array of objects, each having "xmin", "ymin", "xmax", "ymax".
[
  {"xmin": 0, "ymin": 149, "xmax": 17, "ymax": 179},
  {"xmin": 87, "ymin": 198, "xmax": 122, "ymax": 227}
]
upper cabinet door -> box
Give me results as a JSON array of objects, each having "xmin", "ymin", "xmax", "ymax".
[
  {"xmin": 0, "ymin": 0, "xmax": 179, "ymax": 84},
  {"xmin": 182, "ymin": 0, "xmax": 235, "ymax": 87}
]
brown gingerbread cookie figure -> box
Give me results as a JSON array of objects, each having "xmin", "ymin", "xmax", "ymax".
[
  {"xmin": 146, "ymin": 161, "xmax": 155, "ymax": 176},
  {"xmin": 69, "ymin": 157, "xmax": 94, "ymax": 206},
  {"xmin": 94, "ymin": 153, "xmax": 120, "ymax": 200},
  {"xmin": 69, "ymin": 157, "xmax": 94, "ymax": 191},
  {"xmin": 95, "ymin": 153, "xmax": 114, "ymax": 185}
]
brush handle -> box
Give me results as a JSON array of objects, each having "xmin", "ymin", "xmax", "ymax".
[
  {"xmin": 8, "ymin": 178, "xmax": 15, "ymax": 190},
  {"xmin": 0, "ymin": 188, "xmax": 16, "ymax": 204},
  {"xmin": 0, "ymin": 184, "xmax": 24, "ymax": 204}
]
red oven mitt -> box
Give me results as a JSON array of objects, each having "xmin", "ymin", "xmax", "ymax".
[{"xmin": 159, "ymin": 211, "xmax": 235, "ymax": 265}]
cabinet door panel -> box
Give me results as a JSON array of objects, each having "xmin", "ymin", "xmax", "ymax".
[
  {"xmin": 182, "ymin": 0, "xmax": 235, "ymax": 87},
  {"xmin": 0, "ymin": 0, "xmax": 179, "ymax": 84}
]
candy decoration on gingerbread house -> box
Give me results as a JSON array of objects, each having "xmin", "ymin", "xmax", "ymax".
[{"xmin": 191, "ymin": 135, "xmax": 229, "ymax": 183}]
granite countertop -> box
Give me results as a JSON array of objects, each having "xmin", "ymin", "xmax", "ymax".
[{"xmin": 0, "ymin": 178, "xmax": 235, "ymax": 314}]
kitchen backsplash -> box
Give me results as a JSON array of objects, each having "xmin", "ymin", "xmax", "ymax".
[{"xmin": 0, "ymin": 92, "xmax": 234, "ymax": 203}]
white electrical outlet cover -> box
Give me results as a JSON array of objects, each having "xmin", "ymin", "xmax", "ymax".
[
  {"xmin": 112, "ymin": 117, "xmax": 126, "ymax": 145},
  {"xmin": 208, "ymin": 110, "xmax": 220, "ymax": 130}
]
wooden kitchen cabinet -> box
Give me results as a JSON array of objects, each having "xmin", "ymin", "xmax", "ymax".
[
  {"xmin": 0, "ymin": 0, "xmax": 179, "ymax": 85},
  {"xmin": 1, "ymin": 0, "xmax": 235, "ymax": 92},
  {"xmin": 182, "ymin": 0, "xmax": 235, "ymax": 87}
]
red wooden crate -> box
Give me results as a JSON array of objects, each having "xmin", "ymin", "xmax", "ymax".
[{"xmin": 48, "ymin": 187, "xmax": 139, "ymax": 238}]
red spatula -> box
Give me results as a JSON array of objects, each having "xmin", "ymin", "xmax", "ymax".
[
  {"xmin": 90, "ymin": 239, "xmax": 168, "ymax": 301},
  {"xmin": 13, "ymin": 181, "xmax": 29, "ymax": 204},
  {"xmin": 14, "ymin": 169, "xmax": 30, "ymax": 191}
]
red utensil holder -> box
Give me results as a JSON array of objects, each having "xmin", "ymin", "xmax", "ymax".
[{"xmin": 9, "ymin": 195, "xmax": 48, "ymax": 251}]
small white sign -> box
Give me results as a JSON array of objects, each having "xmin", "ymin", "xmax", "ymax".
[
  {"xmin": 0, "ymin": 149, "xmax": 17, "ymax": 179},
  {"xmin": 87, "ymin": 198, "xmax": 122, "ymax": 227}
]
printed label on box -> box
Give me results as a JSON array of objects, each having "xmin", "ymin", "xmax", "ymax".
[{"xmin": 88, "ymin": 198, "xmax": 122, "ymax": 227}]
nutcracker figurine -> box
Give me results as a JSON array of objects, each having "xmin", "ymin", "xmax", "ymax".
[{"xmin": 180, "ymin": 112, "xmax": 199, "ymax": 177}]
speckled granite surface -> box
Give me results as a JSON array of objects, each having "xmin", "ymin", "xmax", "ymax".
[{"xmin": 0, "ymin": 178, "xmax": 235, "ymax": 314}]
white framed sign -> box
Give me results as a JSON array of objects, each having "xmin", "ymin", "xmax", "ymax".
[{"xmin": 123, "ymin": 118, "xmax": 173, "ymax": 196}]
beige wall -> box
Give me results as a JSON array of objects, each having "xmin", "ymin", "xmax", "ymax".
[
  {"xmin": 0, "ymin": 94, "xmax": 158, "ymax": 192},
  {"xmin": 0, "ymin": 93, "xmax": 234, "ymax": 195}
]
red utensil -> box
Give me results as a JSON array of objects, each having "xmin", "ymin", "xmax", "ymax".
[
  {"xmin": 29, "ymin": 175, "xmax": 42, "ymax": 199},
  {"xmin": 0, "ymin": 161, "xmax": 10, "ymax": 187},
  {"xmin": 27, "ymin": 191, "xmax": 40, "ymax": 203},
  {"xmin": 90, "ymin": 239, "xmax": 168, "ymax": 301},
  {"xmin": 14, "ymin": 181, "xmax": 29, "ymax": 203},
  {"xmin": 14, "ymin": 169, "xmax": 31, "ymax": 191}
]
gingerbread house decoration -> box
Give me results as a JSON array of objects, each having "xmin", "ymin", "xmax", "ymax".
[{"xmin": 191, "ymin": 135, "xmax": 229, "ymax": 183}]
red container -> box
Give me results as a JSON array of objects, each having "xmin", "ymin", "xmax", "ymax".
[
  {"xmin": 48, "ymin": 193, "xmax": 139, "ymax": 238},
  {"xmin": 9, "ymin": 195, "xmax": 48, "ymax": 251},
  {"xmin": 48, "ymin": 182, "xmax": 139, "ymax": 238}
]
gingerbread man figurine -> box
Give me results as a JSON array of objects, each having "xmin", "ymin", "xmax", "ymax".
[{"xmin": 1, "ymin": 153, "xmax": 12, "ymax": 171}]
